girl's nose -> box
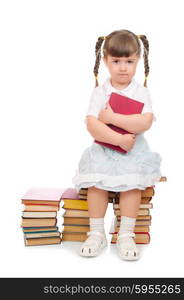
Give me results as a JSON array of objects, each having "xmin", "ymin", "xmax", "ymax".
[{"xmin": 119, "ymin": 62, "xmax": 127, "ymax": 71}]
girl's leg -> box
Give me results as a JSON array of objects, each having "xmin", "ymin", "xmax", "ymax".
[
  {"xmin": 79, "ymin": 186, "xmax": 109, "ymax": 257},
  {"xmin": 119, "ymin": 189, "xmax": 141, "ymax": 217},
  {"xmin": 117, "ymin": 189, "xmax": 141, "ymax": 261},
  {"xmin": 87, "ymin": 186, "xmax": 109, "ymax": 217}
]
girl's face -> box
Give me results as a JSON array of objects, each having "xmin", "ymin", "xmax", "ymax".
[{"xmin": 103, "ymin": 53, "xmax": 139, "ymax": 89}]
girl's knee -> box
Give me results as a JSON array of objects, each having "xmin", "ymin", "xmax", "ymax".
[{"xmin": 88, "ymin": 186, "xmax": 108, "ymax": 195}]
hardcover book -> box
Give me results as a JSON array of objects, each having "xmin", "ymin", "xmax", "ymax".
[
  {"xmin": 21, "ymin": 187, "xmax": 65, "ymax": 205},
  {"xmin": 95, "ymin": 92, "xmax": 144, "ymax": 153}
]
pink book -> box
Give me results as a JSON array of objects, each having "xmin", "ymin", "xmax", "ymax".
[
  {"xmin": 61, "ymin": 188, "xmax": 79, "ymax": 199},
  {"xmin": 21, "ymin": 187, "xmax": 66, "ymax": 202},
  {"xmin": 95, "ymin": 92, "xmax": 144, "ymax": 153}
]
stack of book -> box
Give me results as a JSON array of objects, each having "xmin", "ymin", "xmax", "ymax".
[
  {"xmin": 21, "ymin": 187, "xmax": 64, "ymax": 246},
  {"xmin": 62, "ymin": 187, "xmax": 153, "ymax": 243},
  {"xmin": 61, "ymin": 188, "xmax": 124, "ymax": 241},
  {"xmin": 61, "ymin": 188, "xmax": 89, "ymax": 242},
  {"xmin": 110, "ymin": 187, "xmax": 153, "ymax": 244},
  {"xmin": 61, "ymin": 177, "xmax": 166, "ymax": 243},
  {"xmin": 110, "ymin": 177, "xmax": 167, "ymax": 244}
]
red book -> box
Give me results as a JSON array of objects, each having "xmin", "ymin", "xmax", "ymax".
[{"xmin": 95, "ymin": 92, "xmax": 144, "ymax": 153}]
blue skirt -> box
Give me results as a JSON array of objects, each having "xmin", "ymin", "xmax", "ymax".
[{"xmin": 72, "ymin": 134, "xmax": 162, "ymax": 193}]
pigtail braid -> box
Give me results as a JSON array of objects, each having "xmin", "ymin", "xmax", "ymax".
[
  {"xmin": 138, "ymin": 35, "xmax": 149, "ymax": 87},
  {"xmin": 93, "ymin": 36, "xmax": 105, "ymax": 87}
]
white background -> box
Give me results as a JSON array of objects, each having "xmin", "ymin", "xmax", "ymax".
[{"xmin": 0, "ymin": 0, "xmax": 183, "ymax": 277}]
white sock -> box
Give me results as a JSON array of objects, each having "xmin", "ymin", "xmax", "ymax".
[
  {"xmin": 118, "ymin": 216, "xmax": 136, "ymax": 235},
  {"xmin": 89, "ymin": 217, "xmax": 105, "ymax": 234}
]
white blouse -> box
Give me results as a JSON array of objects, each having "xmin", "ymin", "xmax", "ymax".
[{"xmin": 85, "ymin": 77, "xmax": 156, "ymax": 123}]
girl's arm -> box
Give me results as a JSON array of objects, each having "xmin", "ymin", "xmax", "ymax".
[
  {"xmin": 98, "ymin": 103, "xmax": 153, "ymax": 134},
  {"xmin": 86, "ymin": 116, "xmax": 136, "ymax": 151},
  {"xmin": 112, "ymin": 112, "xmax": 153, "ymax": 134},
  {"xmin": 86, "ymin": 116, "xmax": 122, "ymax": 146}
]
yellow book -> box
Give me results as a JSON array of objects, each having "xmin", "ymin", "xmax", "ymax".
[
  {"xmin": 114, "ymin": 208, "xmax": 150, "ymax": 216},
  {"xmin": 25, "ymin": 237, "xmax": 61, "ymax": 246},
  {"xmin": 63, "ymin": 209, "xmax": 89, "ymax": 218},
  {"xmin": 63, "ymin": 217, "xmax": 89, "ymax": 225},
  {"xmin": 63, "ymin": 199, "xmax": 88, "ymax": 210},
  {"xmin": 113, "ymin": 203, "xmax": 153, "ymax": 210},
  {"xmin": 63, "ymin": 225, "xmax": 89, "ymax": 233},
  {"xmin": 62, "ymin": 232, "xmax": 86, "ymax": 242}
]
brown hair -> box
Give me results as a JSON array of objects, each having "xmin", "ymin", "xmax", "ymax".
[{"xmin": 93, "ymin": 29, "xmax": 149, "ymax": 87}]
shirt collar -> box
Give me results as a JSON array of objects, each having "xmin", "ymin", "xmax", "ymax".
[{"xmin": 103, "ymin": 77, "xmax": 136, "ymax": 96}]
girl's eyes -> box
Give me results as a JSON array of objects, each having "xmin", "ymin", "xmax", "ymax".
[{"xmin": 112, "ymin": 60, "xmax": 134, "ymax": 64}]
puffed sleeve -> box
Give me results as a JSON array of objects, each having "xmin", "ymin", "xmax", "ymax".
[
  {"xmin": 141, "ymin": 88, "xmax": 156, "ymax": 121},
  {"xmin": 84, "ymin": 87, "xmax": 105, "ymax": 124}
]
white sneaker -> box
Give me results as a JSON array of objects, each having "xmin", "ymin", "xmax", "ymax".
[
  {"xmin": 79, "ymin": 231, "xmax": 107, "ymax": 257},
  {"xmin": 116, "ymin": 232, "xmax": 140, "ymax": 261}
]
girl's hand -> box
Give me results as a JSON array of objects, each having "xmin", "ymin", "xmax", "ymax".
[
  {"xmin": 98, "ymin": 103, "xmax": 114, "ymax": 124},
  {"xmin": 118, "ymin": 134, "xmax": 136, "ymax": 152}
]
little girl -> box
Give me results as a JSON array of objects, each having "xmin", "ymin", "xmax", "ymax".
[{"xmin": 72, "ymin": 29, "xmax": 162, "ymax": 261}]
